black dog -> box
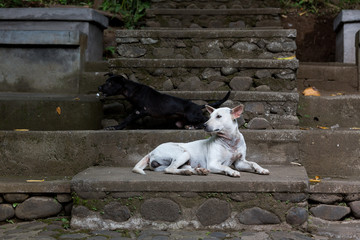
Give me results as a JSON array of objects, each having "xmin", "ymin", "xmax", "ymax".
[{"xmin": 98, "ymin": 74, "xmax": 230, "ymax": 130}]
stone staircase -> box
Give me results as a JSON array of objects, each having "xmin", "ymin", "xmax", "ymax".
[
  {"xmin": 1, "ymin": 1, "xmax": 360, "ymax": 237},
  {"xmin": 71, "ymin": 0, "xmax": 307, "ymax": 231}
]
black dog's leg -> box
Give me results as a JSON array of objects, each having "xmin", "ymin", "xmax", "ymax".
[{"xmin": 105, "ymin": 111, "xmax": 147, "ymax": 130}]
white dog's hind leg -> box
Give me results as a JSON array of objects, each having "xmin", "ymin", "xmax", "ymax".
[
  {"xmin": 164, "ymin": 152, "xmax": 192, "ymax": 175},
  {"xmin": 132, "ymin": 154, "xmax": 150, "ymax": 175},
  {"xmin": 235, "ymin": 160, "xmax": 270, "ymax": 175}
]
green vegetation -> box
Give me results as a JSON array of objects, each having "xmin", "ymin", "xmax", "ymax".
[
  {"xmin": 280, "ymin": 0, "xmax": 360, "ymax": 14},
  {"xmin": 101, "ymin": 0, "xmax": 149, "ymax": 28},
  {"xmin": 0, "ymin": 0, "xmax": 150, "ymax": 28}
]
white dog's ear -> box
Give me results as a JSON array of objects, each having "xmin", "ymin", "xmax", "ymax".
[
  {"xmin": 231, "ymin": 105, "xmax": 244, "ymax": 119},
  {"xmin": 205, "ymin": 105, "xmax": 215, "ymax": 114}
]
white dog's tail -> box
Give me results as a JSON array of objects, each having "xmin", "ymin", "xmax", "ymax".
[{"xmin": 132, "ymin": 154, "xmax": 150, "ymax": 175}]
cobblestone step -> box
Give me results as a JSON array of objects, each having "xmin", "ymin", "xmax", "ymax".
[
  {"xmin": 103, "ymin": 91, "xmax": 299, "ymax": 130},
  {"xmin": 108, "ymin": 58, "xmax": 298, "ymax": 92},
  {"xmin": 145, "ymin": 8, "xmax": 282, "ymax": 28},
  {"xmin": 115, "ymin": 29, "xmax": 296, "ymax": 60},
  {"xmin": 0, "ymin": 92, "xmax": 102, "ymax": 131},
  {"xmin": 70, "ymin": 165, "xmax": 309, "ymax": 230}
]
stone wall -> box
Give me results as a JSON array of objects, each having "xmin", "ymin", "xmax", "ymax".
[
  {"xmin": 0, "ymin": 193, "xmax": 72, "ymax": 222},
  {"xmin": 116, "ymin": 30, "xmax": 297, "ymax": 60},
  {"xmin": 71, "ymin": 191, "xmax": 308, "ymax": 230},
  {"xmin": 109, "ymin": 59, "xmax": 298, "ymax": 92},
  {"xmin": 102, "ymin": 91, "xmax": 299, "ymax": 129}
]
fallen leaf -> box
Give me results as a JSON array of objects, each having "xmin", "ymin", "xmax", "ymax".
[
  {"xmin": 331, "ymin": 92, "xmax": 345, "ymax": 96},
  {"xmin": 274, "ymin": 55, "xmax": 296, "ymax": 60},
  {"xmin": 56, "ymin": 106, "xmax": 61, "ymax": 115},
  {"xmin": 299, "ymin": 11, "xmax": 307, "ymax": 16},
  {"xmin": 14, "ymin": 129, "xmax": 29, "ymax": 131},
  {"xmin": 309, "ymin": 176, "xmax": 321, "ymax": 183},
  {"xmin": 73, "ymin": 97, "xmax": 80, "ymax": 101},
  {"xmin": 350, "ymin": 127, "xmax": 360, "ymax": 130},
  {"xmin": 302, "ymin": 87, "xmax": 320, "ymax": 96},
  {"xmin": 317, "ymin": 125, "xmax": 329, "ymax": 130},
  {"xmin": 26, "ymin": 179, "xmax": 44, "ymax": 183}
]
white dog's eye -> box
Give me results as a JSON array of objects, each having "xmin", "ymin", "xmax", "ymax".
[{"xmin": 216, "ymin": 115, "xmax": 222, "ymax": 119}]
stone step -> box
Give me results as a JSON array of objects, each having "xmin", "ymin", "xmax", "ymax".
[
  {"xmin": 102, "ymin": 91, "xmax": 299, "ymax": 130},
  {"xmin": 0, "ymin": 129, "xmax": 300, "ymax": 177},
  {"xmin": 108, "ymin": 58, "xmax": 298, "ymax": 92},
  {"xmin": 145, "ymin": 8, "xmax": 282, "ymax": 28},
  {"xmin": 115, "ymin": 29, "xmax": 296, "ymax": 60},
  {"xmin": 2, "ymin": 129, "xmax": 359, "ymax": 179},
  {"xmin": 297, "ymin": 62, "xmax": 358, "ymax": 94},
  {"xmin": 0, "ymin": 92, "xmax": 102, "ymax": 131},
  {"xmin": 70, "ymin": 165, "xmax": 309, "ymax": 230},
  {"xmin": 149, "ymin": 0, "xmax": 281, "ymax": 9},
  {"xmin": 298, "ymin": 94, "xmax": 360, "ymax": 128},
  {"xmin": 300, "ymin": 129, "xmax": 360, "ymax": 178}
]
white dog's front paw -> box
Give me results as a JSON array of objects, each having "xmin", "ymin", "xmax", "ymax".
[
  {"xmin": 258, "ymin": 168, "xmax": 270, "ymax": 175},
  {"xmin": 227, "ymin": 170, "xmax": 241, "ymax": 177}
]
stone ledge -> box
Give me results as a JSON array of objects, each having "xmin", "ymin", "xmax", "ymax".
[
  {"xmin": 0, "ymin": 8, "xmax": 108, "ymax": 29},
  {"xmin": 0, "ymin": 178, "xmax": 70, "ymax": 193},
  {"xmin": 0, "ymin": 30, "xmax": 84, "ymax": 46},
  {"xmin": 146, "ymin": 8, "xmax": 281, "ymax": 16},
  {"xmin": 309, "ymin": 178, "xmax": 360, "ymax": 194},
  {"xmin": 71, "ymin": 166, "xmax": 308, "ymax": 194},
  {"xmin": 115, "ymin": 29, "xmax": 296, "ymax": 38},
  {"xmin": 109, "ymin": 58, "xmax": 299, "ymax": 70}
]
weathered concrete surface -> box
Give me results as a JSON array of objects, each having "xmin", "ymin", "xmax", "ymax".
[
  {"xmin": 0, "ymin": 130, "xmax": 300, "ymax": 176},
  {"xmin": 298, "ymin": 95, "xmax": 360, "ymax": 128},
  {"xmin": 299, "ymin": 130, "xmax": 360, "ymax": 178},
  {"xmin": 0, "ymin": 178, "xmax": 70, "ymax": 193},
  {"xmin": 308, "ymin": 217, "xmax": 360, "ymax": 239},
  {"xmin": 0, "ymin": 30, "xmax": 87, "ymax": 94},
  {"xmin": 71, "ymin": 166, "xmax": 308, "ymax": 193},
  {"xmin": 0, "ymin": 93, "xmax": 102, "ymax": 130},
  {"xmin": 0, "ymin": 8, "xmax": 108, "ymax": 61},
  {"xmin": 297, "ymin": 62, "xmax": 358, "ymax": 93},
  {"xmin": 1, "ymin": 129, "xmax": 360, "ymax": 178},
  {"xmin": 309, "ymin": 178, "xmax": 360, "ymax": 194}
]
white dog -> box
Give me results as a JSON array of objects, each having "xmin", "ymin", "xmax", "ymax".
[{"xmin": 132, "ymin": 105, "xmax": 270, "ymax": 177}]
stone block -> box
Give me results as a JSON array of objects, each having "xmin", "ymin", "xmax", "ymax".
[
  {"xmin": 3, "ymin": 194, "xmax": 29, "ymax": 203},
  {"xmin": 140, "ymin": 198, "xmax": 181, "ymax": 222},
  {"xmin": 196, "ymin": 199, "xmax": 231, "ymax": 226},
  {"xmin": 0, "ymin": 204, "xmax": 15, "ymax": 221},
  {"xmin": 237, "ymin": 207, "xmax": 280, "ymax": 225},
  {"xmin": 0, "ymin": 30, "xmax": 86, "ymax": 94},
  {"xmin": 334, "ymin": 10, "xmax": 360, "ymax": 63},
  {"xmin": 0, "ymin": 8, "xmax": 108, "ymax": 61},
  {"xmin": 15, "ymin": 197, "xmax": 62, "ymax": 220},
  {"xmin": 310, "ymin": 205, "xmax": 351, "ymax": 221},
  {"xmin": 286, "ymin": 207, "xmax": 308, "ymax": 226}
]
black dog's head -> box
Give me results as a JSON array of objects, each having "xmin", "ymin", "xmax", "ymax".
[{"xmin": 98, "ymin": 74, "xmax": 127, "ymax": 97}]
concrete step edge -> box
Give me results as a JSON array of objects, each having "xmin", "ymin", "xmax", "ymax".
[
  {"xmin": 109, "ymin": 58, "xmax": 299, "ymax": 70},
  {"xmin": 146, "ymin": 8, "xmax": 281, "ymax": 16},
  {"xmin": 71, "ymin": 165, "xmax": 308, "ymax": 193},
  {"xmin": 115, "ymin": 28, "xmax": 296, "ymax": 38}
]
